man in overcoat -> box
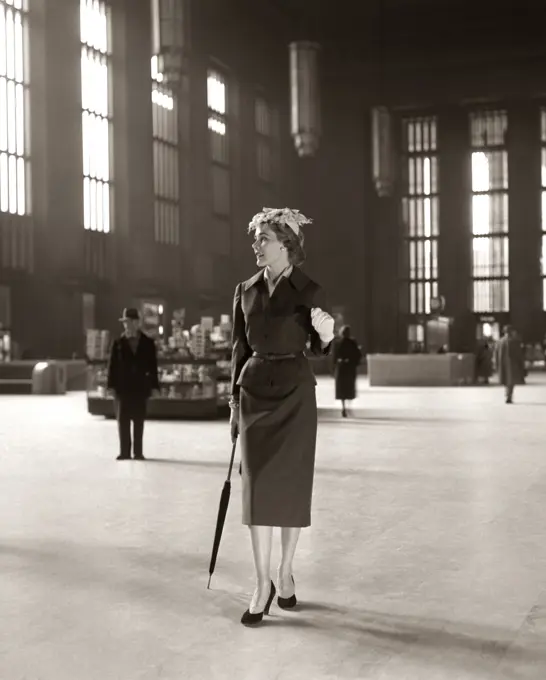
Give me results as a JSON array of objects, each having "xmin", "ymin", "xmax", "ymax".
[
  {"xmin": 495, "ymin": 325, "xmax": 525, "ymax": 404},
  {"xmin": 107, "ymin": 308, "xmax": 160, "ymax": 460}
]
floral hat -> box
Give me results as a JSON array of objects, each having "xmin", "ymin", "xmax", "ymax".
[{"xmin": 248, "ymin": 207, "xmax": 313, "ymax": 237}]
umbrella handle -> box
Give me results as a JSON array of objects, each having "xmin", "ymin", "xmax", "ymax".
[{"xmin": 226, "ymin": 436, "xmax": 237, "ymax": 482}]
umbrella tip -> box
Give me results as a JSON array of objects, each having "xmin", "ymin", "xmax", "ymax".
[{"xmin": 207, "ymin": 575, "xmax": 212, "ymax": 590}]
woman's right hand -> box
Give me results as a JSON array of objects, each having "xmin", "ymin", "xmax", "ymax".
[{"xmin": 230, "ymin": 405, "xmax": 239, "ymax": 443}]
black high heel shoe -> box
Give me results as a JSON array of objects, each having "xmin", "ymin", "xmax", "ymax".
[
  {"xmin": 241, "ymin": 580, "xmax": 276, "ymax": 626},
  {"xmin": 277, "ymin": 575, "xmax": 297, "ymax": 610}
]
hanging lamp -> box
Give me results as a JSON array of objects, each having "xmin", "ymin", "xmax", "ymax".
[
  {"xmin": 372, "ymin": 106, "xmax": 394, "ymax": 197},
  {"xmin": 151, "ymin": 0, "xmax": 187, "ymax": 85},
  {"xmin": 289, "ymin": 41, "xmax": 321, "ymax": 157}
]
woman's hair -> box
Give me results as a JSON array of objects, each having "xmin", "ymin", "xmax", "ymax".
[
  {"xmin": 340, "ymin": 325, "xmax": 351, "ymax": 339},
  {"xmin": 249, "ymin": 221, "xmax": 306, "ymax": 267}
]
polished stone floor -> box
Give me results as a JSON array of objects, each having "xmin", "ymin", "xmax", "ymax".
[{"xmin": 2, "ymin": 376, "xmax": 546, "ymax": 679}]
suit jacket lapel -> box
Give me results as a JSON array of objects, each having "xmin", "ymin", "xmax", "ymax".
[
  {"xmin": 241, "ymin": 271, "xmax": 265, "ymax": 315},
  {"xmin": 241, "ymin": 267, "xmax": 311, "ymax": 314},
  {"xmin": 288, "ymin": 267, "xmax": 310, "ymax": 292},
  {"xmin": 242, "ymin": 269, "xmax": 264, "ymax": 291}
]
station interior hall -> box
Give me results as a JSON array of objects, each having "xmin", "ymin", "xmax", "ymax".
[{"xmin": 2, "ymin": 0, "xmax": 546, "ymax": 679}]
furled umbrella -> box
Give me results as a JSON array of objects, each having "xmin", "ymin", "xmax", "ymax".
[{"xmin": 207, "ymin": 437, "xmax": 238, "ymax": 589}]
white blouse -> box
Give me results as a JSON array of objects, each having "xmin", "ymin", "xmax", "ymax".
[{"xmin": 263, "ymin": 265, "xmax": 294, "ymax": 297}]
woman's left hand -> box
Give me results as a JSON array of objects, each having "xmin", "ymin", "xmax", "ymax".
[{"xmin": 310, "ymin": 307, "xmax": 335, "ymax": 344}]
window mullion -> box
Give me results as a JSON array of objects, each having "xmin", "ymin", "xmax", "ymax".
[
  {"xmin": 0, "ymin": 0, "xmax": 29, "ymax": 217},
  {"xmin": 471, "ymin": 109, "xmax": 509, "ymax": 313},
  {"xmin": 152, "ymin": 58, "xmax": 180, "ymax": 246},
  {"xmin": 402, "ymin": 116, "xmax": 439, "ymax": 352},
  {"xmin": 80, "ymin": 0, "xmax": 111, "ymax": 234}
]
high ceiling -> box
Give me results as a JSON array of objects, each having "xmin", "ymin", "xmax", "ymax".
[
  {"xmin": 268, "ymin": 0, "xmax": 478, "ymax": 27},
  {"xmin": 266, "ymin": 0, "xmax": 544, "ymax": 63},
  {"xmin": 270, "ymin": 0, "xmax": 525, "ymax": 20}
]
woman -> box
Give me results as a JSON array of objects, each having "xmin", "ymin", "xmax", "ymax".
[
  {"xmin": 229, "ymin": 207, "xmax": 334, "ymax": 626},
  {"xmin": 333, "ymin": 325, "xmax": 362, "ymax": 417},
  {"xmin": 474, "ymin": 338, "xmax": 493, "ymax": 385}
]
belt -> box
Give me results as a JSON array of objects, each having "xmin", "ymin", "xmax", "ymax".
[{"xmin": 252, "ymin": 352, "xmax": 301, "ymax": 361}]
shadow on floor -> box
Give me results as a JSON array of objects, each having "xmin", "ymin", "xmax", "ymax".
[
  {"xmin": 4, "ymin": 540, "xmax": 544, "ymax": 671},
  {"xmin": 318, "ymin": 409, "xmax": 462, "ymax": 425},
  {"xmin": 142, "ymin": 458, "xmax": 371, "ymax": 479},
  {"xmin": 150, "ymin": 456, "xmax": 440, "ymax": 480},
  {"xmin": 213, "ymin": 591, "xmax": 542, "ymax": 670},
  {"xmin": 144, "ymin": 458, "xmax": 227, "ymax": 469},
  {"xmin": 105, "ymin": 456, "xmax": 398, "ymax": 479}
]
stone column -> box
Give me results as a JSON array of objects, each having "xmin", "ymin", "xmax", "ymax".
[
  {"xmin": 111, "ymin": 0, "xmax": 155, "ymax": 295},
  {"xmin": 438, "ymin": 107, "xmax": 474, "ymax": 352},
  {"xmin": 367, "ymin": 112, "xmax": 405, "ymax": 353},
  {"xmin": 28, "ymin": 0, "xmax": 85, "ymax": 357},
  {"xmin": 507, "ymin": 104, "xmax": 542, "ymax": 342}
]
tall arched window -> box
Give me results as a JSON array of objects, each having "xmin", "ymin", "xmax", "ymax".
[
  {"xmin": 540, "ymin": 108, "xmax": 546, "ymax": 311},
  {"xmin": 401, "ymin": 116, "xmax": 439, "ymax": 347},
  {"xmin": 0, "ymin": 0, "xmax": 29, "ymax": 216},
  {"xmin": 151, "ymin": 56, "xmax": 179, "ymax": 245},
  {"xmin": 207, "ymin": 69, "xmax": 230, "ymax": 219},
  {"xmin": 470, "ymin": 110, "xmax": 509, "ymax": 313},
  {"xmin": 80, "ymin": 0, "xmax": 112, "ymax": 233}
]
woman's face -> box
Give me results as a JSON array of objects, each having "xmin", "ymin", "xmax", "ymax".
[{"xmin": 252, "ymin": 224, "xmax": 287, "ymax": 268}]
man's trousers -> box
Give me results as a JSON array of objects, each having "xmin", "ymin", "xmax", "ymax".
[{"xmin": 115, "ymin": 395, "xmax": 148, "ymax": 458}]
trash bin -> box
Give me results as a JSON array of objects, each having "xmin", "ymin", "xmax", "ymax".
[{"xmin": 32, "ymin": 361, "xmax": 67, "ymax": 395}]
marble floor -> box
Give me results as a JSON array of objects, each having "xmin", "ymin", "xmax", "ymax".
[{"xmin": 2, "ymin": 376, "xmax": 546, "ymax": 679}]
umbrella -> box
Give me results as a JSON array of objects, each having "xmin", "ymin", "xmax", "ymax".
[{"xmin": 207, "ymin": 436, "xmax": 238, "ymax": 589}]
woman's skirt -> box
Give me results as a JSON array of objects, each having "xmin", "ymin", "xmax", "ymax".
[
  {"xmin": 239, "ymin": 381, "xmax": 317, "ymax": 528},
  {"xmin": 335, "ymin": 364, "xmax": 357, "ymax": 400}
]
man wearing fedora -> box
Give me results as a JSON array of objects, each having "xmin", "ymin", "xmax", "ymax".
[{"xmin": 107, "ymin": 307, "xmax": 160, "ymax": 460}]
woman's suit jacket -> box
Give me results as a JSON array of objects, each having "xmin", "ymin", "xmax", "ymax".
[{"xmin": 230, "ymin": 267, "xmax": 331, "ymax": 400}]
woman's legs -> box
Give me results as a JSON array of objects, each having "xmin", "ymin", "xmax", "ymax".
[
  {"xmin": 278, "ymin": 527, "xmax": 301, "ymax": 597},
  {"xmin": 248, "ymin": 525, "xmax": 273, "ymax": 613},
  {"xmin": 341, "ymin": 399, "xmax": 347, "ymax": 417}
]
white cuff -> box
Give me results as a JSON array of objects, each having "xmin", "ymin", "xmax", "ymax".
[{"xmin": 319, "ymin": 332, "xmax": 334, "ymax": 345}]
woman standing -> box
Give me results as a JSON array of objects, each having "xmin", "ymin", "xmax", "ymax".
[
  {"xmin": 333, "ymin": 325, "xmax": 362, "ymax": 417},
  {"xmin": 229, "ymin": 207, "xmax": 335, "ymax": 626}
]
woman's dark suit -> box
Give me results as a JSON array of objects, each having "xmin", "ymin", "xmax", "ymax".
[
  {"xmin": 333, "ymin": 338, "xmax": 362, "ymax": 401},
  {"xmin": 231, "ymin": 266, "xmax": 332, "ymax": 527}
]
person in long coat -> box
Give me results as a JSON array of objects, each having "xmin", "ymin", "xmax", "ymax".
[
  {"xmin": 333, "ymin": 325, "xmax": 362, "ymax": 417},
  {"xmin": 107, "ymin": 308, "xmax": 160, "ymax": 459},
  {"xmin": 495, "ymin": 325, "xmax": 525, "ymax": 404},
  {"xmin": 229, "ymin": 207, "xmax": 335, "ymax": 626}
]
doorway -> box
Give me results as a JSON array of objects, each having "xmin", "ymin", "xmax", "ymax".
[{"xmin": 476, "ymin": 320, "xmax": 500, "ymax": 342}]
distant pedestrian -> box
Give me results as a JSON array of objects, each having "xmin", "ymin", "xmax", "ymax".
[
  {"xmin": 495, "ymin": 325, "xmax": 525, "ymax": 404},
  {"xmin": 107, "ymin": 308, "xmax": 160, "ymax": 460},
  {"xmin": 333, "ymin": 325, "xmax": 362, "ymax": 417},
  {"xmin": 475, "ymin": 338, "xmax": 493, "ymax": 384}
]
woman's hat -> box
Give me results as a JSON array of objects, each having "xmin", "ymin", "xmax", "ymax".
[
  {"xmin": 248, "ymin": 207, "xmax": 312, "ymax": 237},
  {"xmin": 119, "ymin": 307, "xmax": 140, "ymax": 321}
]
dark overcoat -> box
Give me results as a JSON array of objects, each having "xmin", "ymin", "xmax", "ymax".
[
  {"xmin": 495, "ymin": 336, "xmax": 525, "ymax": 386},
  {"xmin": 333, "ymin": 337, "xmax": 362, "ymax": 400},
  {"xmin": 107, "ymin": 332, "xmax": 160, "ymax": 398}
]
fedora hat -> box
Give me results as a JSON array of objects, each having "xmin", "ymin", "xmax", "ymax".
[{"xmin": 119, "ymin": 307, "xmax": 140, "ymax": 322}]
